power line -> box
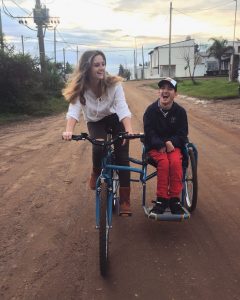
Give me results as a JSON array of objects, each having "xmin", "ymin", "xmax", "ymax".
[
  {"xmin": 54, "ymin": 28, "xmax": 143, "ymax": 50},
  {"xmin": 2, "ymin": 0, "xmax": 16, "ymax": 19},
  {"xmin": 174, "ymin": 0, "xmax": 234, "ymax": 16},
  {"xmin": 8, "ymin": 0, "xmax": 32, "ymax": 15},
  {"xmin": 1, "ymin": 0, "xmax": 37, "ymax": 31},
  {"xmin": 56, "ymin": 29, "xmax": 75, "ymax": 50},
  {"xmin": 2, "ymin": 0, "xmax": 238, "ymax": 71},
  {"xmin": 79, "ymin": 0, "xmax": 161, "ymax": 16}
]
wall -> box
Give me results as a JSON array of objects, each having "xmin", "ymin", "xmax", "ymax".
[{"xmin": 148, "ymin": 39, "xmax": 206, "ymax": 78}]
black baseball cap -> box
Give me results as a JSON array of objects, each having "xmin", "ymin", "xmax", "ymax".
[{"xmin": 158, "ymin": 77, "xmax": 177, "ymax": 91}]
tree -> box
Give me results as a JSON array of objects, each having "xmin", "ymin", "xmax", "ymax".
[
  {"xmin": 118, "ymin": 64, "xmax": 131, "ymax": 80},
  {"xmin": 65, "ymin": 62, "xmax": 73, "ymax": 74},
  {"xmin": 118, "ymin": 64, "xmax": 125, "ymax": 77},
  {"xmin": 182, "ymin": 43, "xmax": 201, "ymax": 84},
  {"xmin": 207, "ymin": 38, "xmax": 233, "ymax": 75},
  {"xmin": 0, "ymin": 46, "xmax": 64, "ymax": 114},
  {"xmin": 42, "ymin": 58, "xmax": 65, "ymax": 92}
]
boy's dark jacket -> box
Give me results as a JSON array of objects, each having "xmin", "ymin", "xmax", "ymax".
[{"xmin": 143, "ymin": 100, "xmax": 188, "ymax": 151}]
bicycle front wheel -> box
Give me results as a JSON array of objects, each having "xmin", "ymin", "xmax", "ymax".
[
  {"xmin": 99, "ymin": 181, "xmax": 109, "ymax": 276},
  {"xmin": 112, "ymin": 170, "xmax": 120, "ymax": 213},
  {"xmin": 184, "ymin": 148, "xmax": 198, "ymax": 212}
]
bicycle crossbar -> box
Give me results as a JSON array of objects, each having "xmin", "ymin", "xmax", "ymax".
[
  {"xmin": 106, "ymin": 164, "xmax": 143, "ymax": 174},
  {"xmin": 129, "ymin": 157, "xmax": 143, "ymax": 165}
]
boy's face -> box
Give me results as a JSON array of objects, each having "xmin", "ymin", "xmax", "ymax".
[{"xmin": 158, "ymin": 83, "xmax": 177, "ymax": 108}]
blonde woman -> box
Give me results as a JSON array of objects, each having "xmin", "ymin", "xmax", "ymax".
[{"xmin": 62, "ymin": 50, "xmax": 133, "ymax": 215}]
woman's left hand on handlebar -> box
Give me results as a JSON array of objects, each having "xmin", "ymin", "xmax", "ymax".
[{"xmin": 121, "ymin": 129, "xmax": 134, "ymax": 145}]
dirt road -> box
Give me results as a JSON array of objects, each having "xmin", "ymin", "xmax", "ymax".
[{"xmin": 1, "ymin": 81, "xmax": 240, "ymax": 300}]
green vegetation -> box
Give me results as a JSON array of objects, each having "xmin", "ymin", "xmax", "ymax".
[
  {"xmin": 0, "ymin": 41, "xmax": 70, "ymax": 125},
  {"xmin": 0, "ymin": 97, "xmax": 68, "ymax": 125},
  {"xmin": 207, "ymin": 38, "xmax": 233, "ymax": 75},
  {"xmin": 118, "ymin": 64, "xmax": 131, "ymax": 80},
  {"xmin": 149, "ymin": 78, "xmax": 240, "ymax": 100},
  {"xmin": 0, "ymin": 113, "xmax": 31, "ymax": 125}
]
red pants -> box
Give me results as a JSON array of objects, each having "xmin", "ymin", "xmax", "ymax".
[{"xmin": 148, "ymin": 148, "xmax": 183, "ymax": 199}]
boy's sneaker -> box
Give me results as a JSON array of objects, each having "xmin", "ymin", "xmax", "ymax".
[
  {"xmin": 150, "ymin": 198, "xmax": 169, "ymax": 214},
  {"xmin": 169, "ymin": 197, "xmax": 185, "ymax": 214}
]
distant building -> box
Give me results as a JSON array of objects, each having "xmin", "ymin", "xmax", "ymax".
[
  {"xmin": 144, "ymin": 39, "xmax": 240, "ymax": 79},
  {"xmin": 147, "ymin": 39, "xmax": 205, "ymax": 78}
]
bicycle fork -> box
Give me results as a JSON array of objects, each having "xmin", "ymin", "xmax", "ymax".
[{"xmin": 95, "ymin": 176, "xmax": 113, "ymax": 229}]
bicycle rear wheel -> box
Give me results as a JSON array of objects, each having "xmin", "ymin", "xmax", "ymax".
[
  {"xmin": 184, "ymin": 148, "xmax": 198, "ymax": 212},
  {"xmin": 99, "ymin": 181, "xmax": 109, "ymax": 276}
]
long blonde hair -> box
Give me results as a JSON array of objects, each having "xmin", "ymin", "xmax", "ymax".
[{"xmin": 62, "ymin": 50, "xmax": 123, "ymax": 105}]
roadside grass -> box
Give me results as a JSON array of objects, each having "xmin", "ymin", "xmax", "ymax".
[
  {"xmin": 2, "ymin": 78, "xmax": 239, "ymax": 125},
  {"xmin": 35, "ymin": 96, "xmax": 68, "ymax": 116},
  {"xmin": 148, "ymin": 77, "xmax": 240, "ymax": 100},
  {"xmin": 0, "ymin": 97, "xmax": 68, "ymax": 125},
  {"xmin": 0, "ymin": 113, "xmax": 32, "ymax": 125}
]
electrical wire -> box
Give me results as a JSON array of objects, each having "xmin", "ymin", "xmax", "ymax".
[
  {"xmin": 54, "ymin": 28, "xmax": 155, "ymax": 50},
  {"xmin": 56, "ymin": 29, "xmax": 76, "ymax": 50},
  {"xmin": 80, "ymin": 0, "xmax": 160, "ymax": 15},
  {"xmin": 174, "ymin": 0, "xmax": 234, "ymax": 16},
  {"xmin": 9, "ymin": 0, "xmax": 32, "ymax": 15},
  {"xmin": 2, "ymin": 0, "xmax": 238, "ymax": 62},
  {"xmin": 2, "ymin": 0, "xmax": 16, "ymax": 19},
  {"xmin": 1, "ymin": 0, "xmax": 37, "ymax": 30}
]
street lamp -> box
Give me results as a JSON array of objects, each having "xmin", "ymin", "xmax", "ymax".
[
  {"xmin": 229, "ymin": 0, "xmax": 238, "ymax": 81},
  {"xmin": 233, "ymin": 0, "xmax": 238, "ymax": 53},
  {"xmin": 48, "ymin": 18, "xmax": 60, "ymax": 64}
]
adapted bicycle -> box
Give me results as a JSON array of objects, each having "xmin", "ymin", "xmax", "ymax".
[{"xmin": 71, "ymin": 131, "xmax": 198, "ymax": 276}]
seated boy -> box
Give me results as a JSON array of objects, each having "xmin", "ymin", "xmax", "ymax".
[{"xmin": 143, "ymin": 78, "xmax": 188, "ymax": 214}]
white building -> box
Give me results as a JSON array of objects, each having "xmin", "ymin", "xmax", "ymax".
[
  {"xmin": 144, "ymin": 39, "xmax": 240, "ymax": 80},
  {"xmin": 147, "ymin": 39, "xmax": 205, "ymax": 78}
]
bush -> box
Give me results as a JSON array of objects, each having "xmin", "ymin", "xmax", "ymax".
[{"xmin": 0, "ymin": 50, "xmax": 65, "ymax": 115}]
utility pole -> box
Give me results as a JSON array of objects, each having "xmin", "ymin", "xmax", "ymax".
[
  {"xmin": 32, "ymin": 1, "xmax": 59, "ymax": 71},
  {"xmin": 76, "ymin": 46, "xmax": 79, "ymax": 64},
  {"xmin": 33, "ymin": 0, "xmax": 48, "ymax": 72},
  {"xmin": 51, "ymin": 20, "xmax": 60, "ymax": 65},
  {"xmin": 3, "ymin": 1, "xmax": 59, "ymax": 68},
  {"xmin": 169, "ymin": 1, "xmax": 172, "ymax": 77},
  {"xmin": 63, "ymin": 48, "xmax": 66, "ymax": 73},
  {"xmin": 135, "ymin": 37, "xmax": 138, "ymax": 79},
  {"xmin": 134, "ymin": 49, "xmax": 137, "ymax": 80},
  {"xmin": 21, "ymin": 35, "xmax": 24, "ymax": 55},
  {"xmin": 233, "ymin": 0, "xmax": 238, "ymax": 53},
  {"xmin": 142, "ymin": 45, "xmax": 145, "ymax": 79},
  {"xmin": 0, "ymin": 8, "xmax": 4, "ymax": 52},
  {"xmin": 54, "ymin": 26, "xmax": 56, "ymax": 64},
  {"xmin": 229, "ymin": 0, "xmax": 238, "ymax": 81}
]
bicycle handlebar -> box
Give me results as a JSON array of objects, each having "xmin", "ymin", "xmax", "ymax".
[{"xmin": 71, "ymin": 132, "xmax": 145, "ymax": 146}]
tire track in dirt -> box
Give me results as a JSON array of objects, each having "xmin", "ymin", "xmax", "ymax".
[
  {"xmin": 1, "ymin": 81, "xmax": 240, "ymax": 300},
  {"xmin": 0, "ymin": 116, "xmax": 93, "ymax": 299}
]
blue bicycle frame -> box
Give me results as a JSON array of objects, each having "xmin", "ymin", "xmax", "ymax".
[
  {"xmin": 95, "ymin": 133, "xmax": 144, "ymax": 228},
  {"xmin": 71, "ymin": 132, "xmax": 198, "ymax": 277},
  {"xmin": 72, "ymin": 133, "xmax": 198, "ymax": 226}
]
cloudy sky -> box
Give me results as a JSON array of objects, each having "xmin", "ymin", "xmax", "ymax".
[{"xmin": 1, "ymin": 0, "xmax": 239, "ymax": 74}]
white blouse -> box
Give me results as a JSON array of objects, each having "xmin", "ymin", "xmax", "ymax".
[{"xmin": 66, "ymin": 83, "xmax": 131, "ymax": 123}]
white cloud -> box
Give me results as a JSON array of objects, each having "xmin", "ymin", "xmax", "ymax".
[{"xmin": 1, "ymin": 0, "xmax": 239, "ymax": 74}]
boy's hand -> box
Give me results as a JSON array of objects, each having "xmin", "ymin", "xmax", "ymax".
[
  {"xmin": 165, "ymin": 141, "xmax": 175, "ymax": 152},
  {"xmin": 158, "ymin": 147, "xmax": 166, "ymax": 153}
]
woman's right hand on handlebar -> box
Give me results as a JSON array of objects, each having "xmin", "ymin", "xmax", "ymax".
[
  {"xmin": 63, "ymin": 117, "xmax": 77, "ymax": 141},
  {"xmin": 62, "ymin": 131, "xmax": 73, "ymax": 141}
]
